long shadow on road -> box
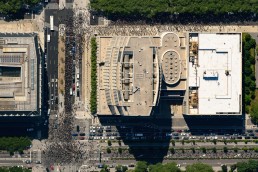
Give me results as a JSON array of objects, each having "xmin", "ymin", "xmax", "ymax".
[{"xmin": 98, "ymin": 107, "xmax": 172, "ymax": 164}]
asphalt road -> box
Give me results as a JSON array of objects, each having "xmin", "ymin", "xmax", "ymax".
[
  {"xmin": 45, "ymin": 0, "xmax": 73, "ymax": 113},
  {"xmin": 44, "ymin": 7, "xmax": 59, "ymax": 112},
  {"xmin": 101, "ymin": 158, "xmax": 247, "ymax": 166}
]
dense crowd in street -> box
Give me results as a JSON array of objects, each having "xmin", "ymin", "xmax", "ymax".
[{"xmin": 42, "ymin": 9, "xmax": 90, "ymax": 167}]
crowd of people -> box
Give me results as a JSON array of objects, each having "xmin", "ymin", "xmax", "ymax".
[{"xmin": 42, "ymin": 10, "xmax": 90, "ymax": 167}]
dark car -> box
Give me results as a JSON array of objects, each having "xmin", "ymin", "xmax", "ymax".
[
  {"xmin": 173, "ymin": 133, "xmax": 179, "ymax": 136},
  {"xmin": 78, "ymin": 136, "xmax": 85, "ymax": 140},
  {"xmin": 79, "ymin": 133, "xmax": 86, "ymax": 136},
  {"xmin": 247, "ymin": 130, "xmax": 253, "ymax": 133},
  {"xmin": 98, "ymin": 164, "xmax": 104, "ymax": 168}
]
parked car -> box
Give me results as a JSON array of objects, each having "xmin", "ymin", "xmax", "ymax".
[{"xmin": 27, "ymin": 128, "xmax": 34, "ymax": 132}]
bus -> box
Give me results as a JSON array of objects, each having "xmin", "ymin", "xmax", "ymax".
[
  {"xmin": 47, "ymin": 34, "xmax": 50, "ymax": 42},
  {"xmin": 50, "ymin": 16, "xmax": 54, "ymax": 31}
]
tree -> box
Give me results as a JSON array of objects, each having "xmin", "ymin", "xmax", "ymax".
[
  {"xmin": 116, "ymin": 165, "xmax": 128, "ymax": 172},
  {"xmin": 149, "ymin": 162, "xmax": 180, "ymax": 172},
  {"xmin": 186, "ymin": 162, "xmax": 214, "ymax": 172},
  {"xmin": 236, "ymin": 160, "xmax": 258, "ymax": 172},
  {"xmin": 135, "ymin": 161, "xmax": 148, "ymax": 172},
  {"xmin": 107, "ymin": 140, "xmax": 112, "ymax": 146},
  {"xmin": 90, "ymin": 37, "xmax": 97, "ymax": 114},
  {"xmin": 251, "ymin": 98, "xmax": 258, "ymax": 124},
  {"xmin": 233, "ymin": 147, "xmax": 238, "ymax": 153},
  {"xmin": 230, "ymin": 164, "xmax": 236, "ymax": 172},
  {"xmin": 223, "ymin": 147, "xmax": 228, "ymax": 153},
  {"xmin": 170, "ymin": 147, "xmax": 175, "ymax": 154},
  {"xmin": 201, "ymin": 147, "xmax": 206, "ymax": 154},
  {"xmin": 100, "ymin": 165, "xmax": 110, "ymax": 172},
  {"xmin": 191, "ymin": 147, "xmax": 195, "ymax": 153},
  {"xmin": 221, "ymin": 165, "xmax": 227, "ymax": 172},
  {"xmin": 118, "ymin": 147, "xmax": 122, "ymax": 154},
  {"xmin": 242, "ymin": 147, "xmax": 248, "ymax": 152},
  {"xmin": 171, "ymin": 140, "xmax": 175, "ymax": 146},
  {"xmin": 212, "ymin": 147, "xmax": 217, "ymax": 153},
  {"xmin": 254, "ymin": 147, "xmax": 258, "ymax": 152},
  {"xmin": 106, "ymin": 148, "xmax": 111, "ymax": 154},
  {"xmin": 90, "ymin": 0, "xmax": 258, "ymax": 23}
]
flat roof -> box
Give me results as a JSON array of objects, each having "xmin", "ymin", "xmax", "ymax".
[
  {"xmin": 0, "ymin": 33, "xmax": 39, "ymax": 115},
  {"xmin": 189, "ymin": 33, "xmax": 242, "ymax": 115},
  {"xmin": 98, "ymin": 36, "xmax": 160, "ymax": 116}
]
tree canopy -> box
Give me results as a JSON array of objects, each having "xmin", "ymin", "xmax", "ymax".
[
  {"xmin": 149, "ymin": 162, "xmax": 180, "ymax": 172},
  {"xmin": 0, "ymin": 0, "xmax": 41, "ymax": 14},
  {"xmin": 134, "ymin": 161, "xmax": 148, "ymax": 172},
  {"xmin": 115, "ymin": 165, "xmax": 128, "ymax": 172},
  {"xmin": 0, "ymin": 137, "xmax": 31, "ymax": 154},
  {"xmin": 236, "ymin": 160, "xmax": 258, "ymax": 172},
  {"xmin": 90, "ymin": 0, "xmax": 258, "ymax": 22},
  {"xmin": 0, "ymin": 166, "xmax": 31, "ymax": 172},
  {"xmin": 242, "ymin": 33, "xmax": 258, "ymax": 122},
  {"xmin": 185, "ymin": 162, "xmax": 214, "ymax": 172},
  {"xmin": 90, "ymin": 37, "xmax": 97, "ymax": 114}
]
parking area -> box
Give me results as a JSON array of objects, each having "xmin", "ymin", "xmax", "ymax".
[{"xmin": 84, "ymin": 124, "xmax": 258, "ymax": 142}]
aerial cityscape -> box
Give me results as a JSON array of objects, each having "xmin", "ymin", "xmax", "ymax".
[{"xmin": 0, "ymin": 0, "xmax": 258, "ymax": 172}]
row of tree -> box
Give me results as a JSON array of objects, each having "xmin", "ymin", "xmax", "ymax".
[
  {"xmin": 242, "ymin": 33, "xmax": 258, "ymax": 123},
  {"xmin": 0, "ymin": 137, "xmax": 31, "ymax": 154},
  {"xmin": 0, "ymin": 0, "xmax": 40, "ymax": 14},
  {"xmin": 137, "ymin": 160, "xmax": 258, "ymax": 172},
  {"xmin": 0, "ymin": 166, "xmax": 31, "ymax": 172},
  {"xmin": 100, "ymin": 160, "xmax": 258, "ymax": 172},
  {"xmin": 90, "ymin": 37, "xmax": 97, "ymax": 114},
  {"xmin": 90, "ymin": 0, "xmax": 258, "ymax": 22}
]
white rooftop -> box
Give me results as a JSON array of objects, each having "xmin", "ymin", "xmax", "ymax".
[{"xmin": 189, "ymin": 33, "xmax": 242, "ymax": 115}]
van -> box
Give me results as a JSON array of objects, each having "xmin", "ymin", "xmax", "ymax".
[
  {"xmin": 70, "ymin": 88, "xmax": 72, "ymax": 96},
  {"xmin": 47, "ymin": 34, "xmax": 50, "ymax": 42},
  {"xmin": 77, "ymin": 73, "xmax": 79, "ymax": 79}
]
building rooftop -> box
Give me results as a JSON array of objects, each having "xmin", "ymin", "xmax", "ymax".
[
  {"xmin": 0, "ymin": 33, "xmax": 40, "ymax": 116},
  {"xmin": 98, "ymin": 36, "xmax": 161, "ymax": 116},
  {"xmin": 188, "ymin": 33, "xmax": 242, "ymax": 115}
]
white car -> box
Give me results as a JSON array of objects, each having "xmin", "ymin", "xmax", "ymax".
[{"xmin": 27, "ymin": 128, "xmax": 34, "ymax": 132}]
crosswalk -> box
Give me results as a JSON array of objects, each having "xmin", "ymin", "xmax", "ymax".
[{"xmin": 88, "ymin": 157, "xmax": 109, "ymax": 161}]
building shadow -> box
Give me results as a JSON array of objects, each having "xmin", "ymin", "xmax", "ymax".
[
  {"xmin": 184, "ymin": 115, "xmax": 244, "ymax": 135},
  {"xmin": 98, "ymin": 101, "xmax": 172, "ymax": 164}
]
